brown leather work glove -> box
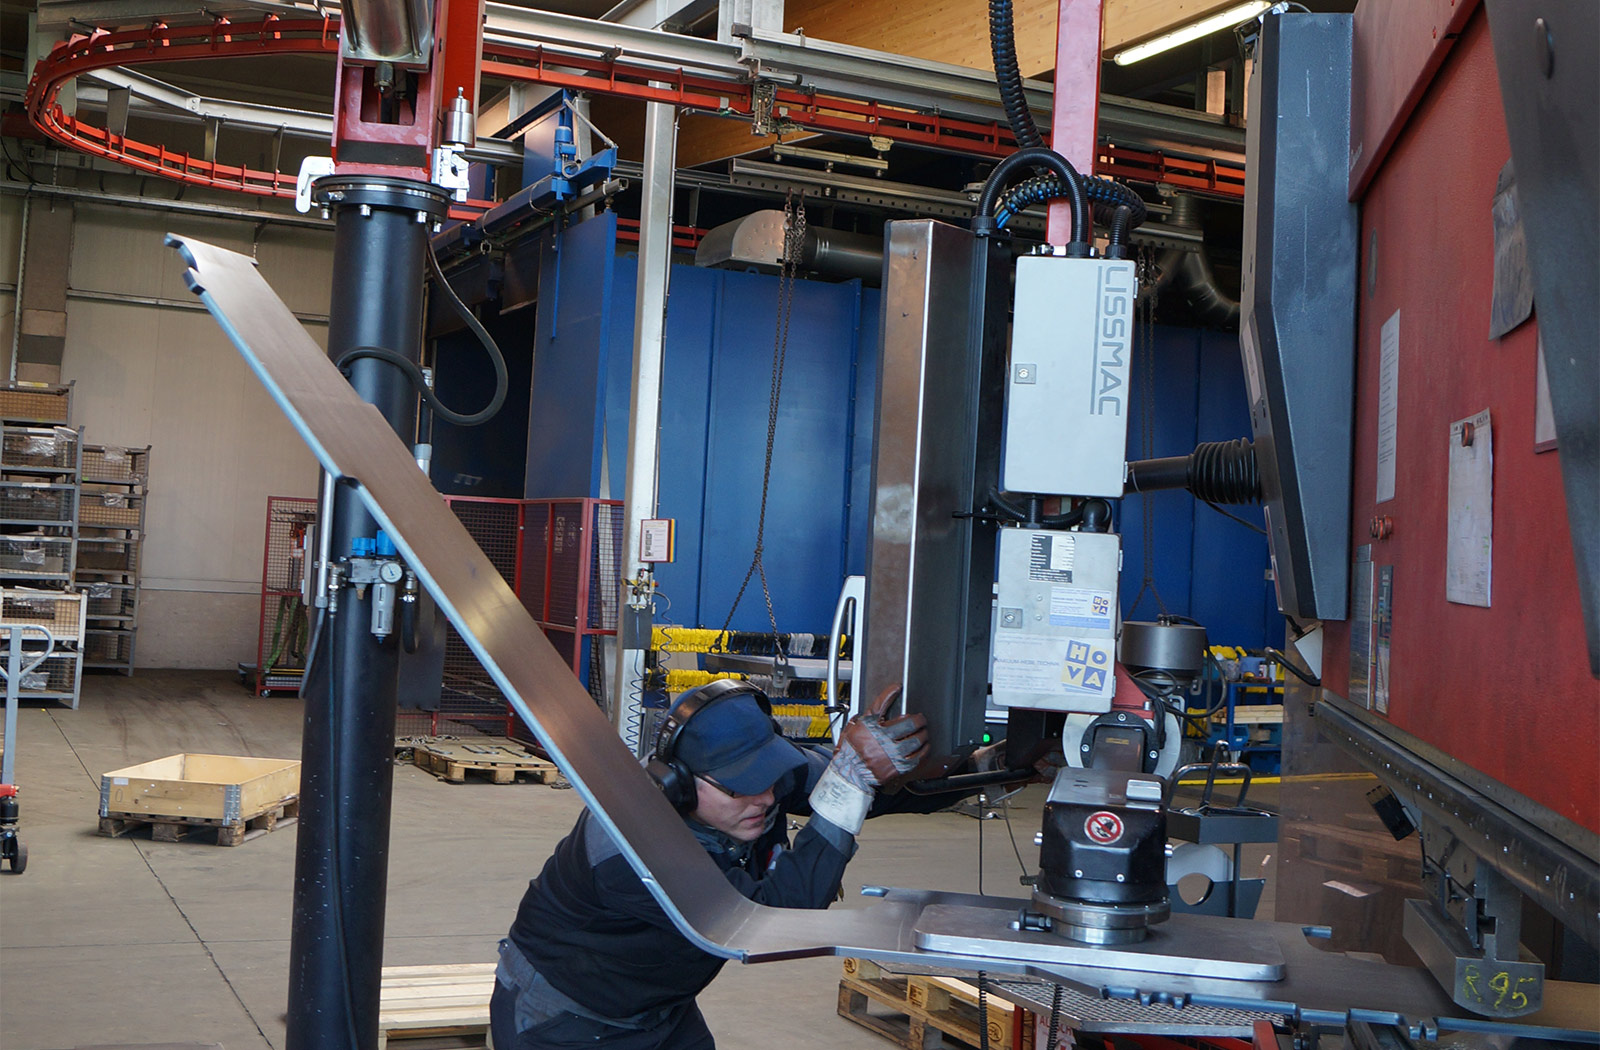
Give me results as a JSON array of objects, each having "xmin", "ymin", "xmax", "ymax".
[{"xmin": 836, "ymin": 685, "xmax": 929, "ymax": 788}]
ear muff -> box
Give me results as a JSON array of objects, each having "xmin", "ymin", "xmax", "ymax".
[{"xmin": 646, "ymin": 679, "xmax": 772, "ymax": 814}]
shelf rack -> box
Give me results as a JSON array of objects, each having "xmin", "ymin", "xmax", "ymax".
[{"xmin": 79, "ymin": 444, "xmax": 150, "ymax": 675}]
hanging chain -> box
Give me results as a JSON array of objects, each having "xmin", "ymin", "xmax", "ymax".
[
  {"xmin": 718, "ymin": 192, "xmax": 807, "ymax": 661},
  {"xmin": 1129, "ymin": 244, "xmax": 1169, "ymax": 619}
]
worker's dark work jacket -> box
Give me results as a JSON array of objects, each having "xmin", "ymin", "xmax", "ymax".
[{"xmin": 507, "ymin": 748, "xmax": 850, "ymax": 1020}]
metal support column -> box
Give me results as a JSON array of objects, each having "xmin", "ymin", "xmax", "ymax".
[
  {"xmin": 287, "ymin": 176, "xmax": 449, "ymax": 1050},
  {"xmin": 611, "ymin": 100, "xmax": 677, "ymax": 751}
]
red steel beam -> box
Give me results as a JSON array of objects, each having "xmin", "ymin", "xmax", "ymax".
[{"xmin": 1048, "ymin": 0, "xmax": 1105, "ymax": 243}]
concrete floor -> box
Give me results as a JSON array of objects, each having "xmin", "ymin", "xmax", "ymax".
[{"xmin": 0, "ymin": 671, "xmax": 1276, "ymax": 1050}]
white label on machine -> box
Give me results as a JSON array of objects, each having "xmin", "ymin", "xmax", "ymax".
[
  {"xmin": 993, "ymin": 635, "xmax": 1071, "ymax": 694},
  {"xmin": 992, "ymin": 528, "xmax": 1118, "ymax": 711},
  {"xmin": 1050, "ymin": 587, "xmax": 1114, "ymax": 630}
]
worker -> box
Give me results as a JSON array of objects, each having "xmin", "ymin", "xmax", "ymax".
[{"xmin": 490, "ymin": 678, "xmax": 931, "ymax": 1050}]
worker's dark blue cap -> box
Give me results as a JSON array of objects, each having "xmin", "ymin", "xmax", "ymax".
[{"xmin": 673, "ymin": 688, "xmax": 806, "ymax": 796}]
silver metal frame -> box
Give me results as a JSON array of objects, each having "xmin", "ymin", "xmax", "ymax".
[{"xmin": 1316, "ymin": 691, "xmax": 1598, "ymax": 943}]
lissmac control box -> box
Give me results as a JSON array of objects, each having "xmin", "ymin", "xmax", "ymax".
[
  {"xmin": 1002, "ymin": 255, "xmax": 1138, "ymax": 498},
  {"xmin": 991, "ymin": 527, "xmax": 1121, "ymax": 712}
]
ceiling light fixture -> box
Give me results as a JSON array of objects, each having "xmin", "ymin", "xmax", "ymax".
[{"xmin": 1112, "ymin": 1, "xmax": 1273, "ymax": 66}]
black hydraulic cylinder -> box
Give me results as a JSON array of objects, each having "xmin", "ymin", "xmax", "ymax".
[{"xmin": 288, "ymin": 176, "xmax": 448, "ymax": 1050}]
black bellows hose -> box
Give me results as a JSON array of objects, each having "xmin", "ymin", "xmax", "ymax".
[
  {"xmin": 1127, "ymin": 438, "xmax": 1260, "ymax": 504},
  {"xmin": 989, "ymin": 0, "xmax": 1044, "ymax": 150},
  {"xmin": 1187, "ymin": 439, "xmax": 1260, "ymax": 503}
]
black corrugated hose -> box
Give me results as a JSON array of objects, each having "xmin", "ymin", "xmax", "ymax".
[
  {"xmin": 984, "ymin": 0, "xmax": 1146, "ymax": 247},
  {"xmin": 994, "ymin": 174, "xmax": 1149, "ymax": 233},
  {"xmin": 974, "ymin": 147, "xmax": 1091, "ymax": 249},
  {"xmin": 989, "ymin": 0, "xmax": 1044, "ymax": 149}
]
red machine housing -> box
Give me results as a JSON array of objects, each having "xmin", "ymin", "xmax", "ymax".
[{"xmin": 1321, "ymin": 3, "xmax": 1596, "ymax": 834}]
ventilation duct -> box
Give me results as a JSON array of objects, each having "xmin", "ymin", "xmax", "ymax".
[{"xmin": 695, "ymin": 211, "xmax": 884, "ymax": 284}]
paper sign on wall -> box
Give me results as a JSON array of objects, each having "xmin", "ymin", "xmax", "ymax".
[
  {"xmin": 1376, "ymin": 310, "xmax": 1401, "ymax": 504},
  {"xmin": 1446, "ymin": 410, "xmax": 1493, "ymax": 607},
  {"xmin": 639, "ymin": 518, "xmax": 674, "ymax": 563}
]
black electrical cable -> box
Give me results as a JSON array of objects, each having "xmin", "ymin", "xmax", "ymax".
[
  {"xmin": 1045, "ymin": 983, "xmax": 1065, "ymax": 1050},
  {"xmin": 332, "ymin": 245, "xmax": 509, "ymax": 427},
  {"xmin": 976, "ymin": 794, "xmax": 985, "ymax": 896},
  {"xmin": 988, "ymin": 0, "xmax": 1043, "ymax": 150},
  {"xmin": 1202, "ymin": 498, "xmax": 1268, "ymax": 535},
  {"xmin": 1266, "ymin": 647, "xmax": 1321, "ymax": 687},
  {"xmin": 974, "ymin": 147, "xmax": 1090, "ymax": 250},
  {"xmin": 999, "ymin": 795, "xmax": 1031, "ymax": 883}
]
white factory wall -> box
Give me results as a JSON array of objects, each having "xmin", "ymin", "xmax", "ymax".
[{"xmin": 61, "ymin": 204, "xmax": 333, "ymax": 669}]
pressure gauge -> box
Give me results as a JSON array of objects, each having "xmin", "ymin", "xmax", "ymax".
[{"xmin": 378, "ymin": 561, "xmax": 405, "ymax": 584}]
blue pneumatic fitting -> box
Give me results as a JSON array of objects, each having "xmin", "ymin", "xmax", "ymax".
[
  {"xmin": 375, "ymin": 531, "xmax": 397, "ymax": 557},
  {"xmin": 350, "ymin": 537, "xmax": 376, "ymax": 557}
]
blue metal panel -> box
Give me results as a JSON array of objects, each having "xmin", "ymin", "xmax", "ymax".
[
  {"xmin": 601, "ymin": 258, "xmax": 882, "ymax": 634},
  {"xmin": 1120, "ymin": 325, "xmax": 1201, "ymax": 626},
  {"xmin": 1117, "ymin": 324, "xmax": 1279, "ymax": 652},
  {"xmin": 846, "ymin": 285, "xmax": 882, "ymax": 577},
  {"xmin": 524, "ymin": 212, "xmax": 618, "ymax": 499},
  {"xmin": 698, "ymin": 270, "xmax": 860, "ymax": 633},
  {"xmin": 616, "ymin": 259, "xmax": 722, "ymax": 621},
  {"xmin": 1189, "ymin": 328, "xmax": 1279, "ymax": 649}
]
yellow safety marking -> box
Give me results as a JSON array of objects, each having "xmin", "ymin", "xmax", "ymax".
[{"xmin": 1174, "ymin": 771, "xmax": 1379, "ymax": 787}]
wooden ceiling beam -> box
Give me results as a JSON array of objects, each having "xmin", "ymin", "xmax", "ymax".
[{"xmin": 1102, "ymin": 0, "xmax": 1259, "ymax": 54}]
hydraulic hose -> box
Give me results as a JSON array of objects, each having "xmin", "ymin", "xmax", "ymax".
[
  {"xmin": 332, "ymin": 245, "xmax": 510, "ymax": 428},
  {"xmin": 989, "ymin": 0, "xmax": 1044, "ymax": 150},
  {"xmin": 975, "ymin": 147, "xmax": 1090, "ymax": 250}
]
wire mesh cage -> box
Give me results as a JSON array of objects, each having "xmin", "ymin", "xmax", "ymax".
[
  {"xmin": 0, "ymin": 587, "xmax": 86, "ymax": 644},
  {"xmin": 81, "ymin": 444, "xmax": 151, "ymax": 484},
  {"xmin": 1, "ymin": 426, "xmax": 80, "ymax": 471},
  {"xmin": 407, "ymin": 497, "xmax": 528, "ymax": 737},
  {"xmin": 253, "ymin": 496, "xmax": 316, "ymax": 696}
]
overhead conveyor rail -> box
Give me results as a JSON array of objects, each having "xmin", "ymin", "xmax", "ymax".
[{"xmin": 24, "ymin": 5, "xmax": 1246, "ymax": 212}]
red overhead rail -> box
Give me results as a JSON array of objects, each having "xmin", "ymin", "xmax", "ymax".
[{"xmin": 24, "ymin": 14, "xmax": 1245, "ymax": 207}]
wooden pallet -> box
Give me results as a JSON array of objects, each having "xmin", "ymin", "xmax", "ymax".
[
  {"xmin": 378, "ymin": 962, "xmax": 494, "ymax": 1049},
  {"xmin": 98, "ymin": 798, "xmax": 299, "ymax": 846},
  {"xmin": 412, "ymin": 738, "xmax": 563, "ymax": 785},
  {"xmin": 839, "ymin": 959, "xmax": 1016, "ymax": 1050}
]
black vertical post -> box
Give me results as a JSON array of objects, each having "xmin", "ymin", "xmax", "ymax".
[{"xmin": 287, "ymin": 176, "xmax": 449, "ymax": 1050}]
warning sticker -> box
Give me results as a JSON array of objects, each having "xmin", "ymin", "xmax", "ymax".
[
  {"xmin": 1059, "ymin": 639, "xmax": 1113, "ymax": 693},
  {"xmin": 1084, "ymin": 810, "xmax": 1124, "ymax": 845},
  {"xmin": 1049, "ymin": 587, "xmax": 1113, "ymax": 630}
]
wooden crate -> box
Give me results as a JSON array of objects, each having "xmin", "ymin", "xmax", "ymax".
[
  {"xmin": 412, "ymin": 738, "xmax": 562, "ymax": 785},
  {"xmin": 839, "ymin": 959, "xmax": 1018, "ymax": 1050},
  {"xmin": 98, "ymin": 798, "xmax": 299, "ymax": 847},
  {"xmin": 100, "ymin": 753, "xmax": 300, "ymax": 824},
  {"xmin": 378, "ymin": 962, "xmax": 494, "ymax": 1049}
]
